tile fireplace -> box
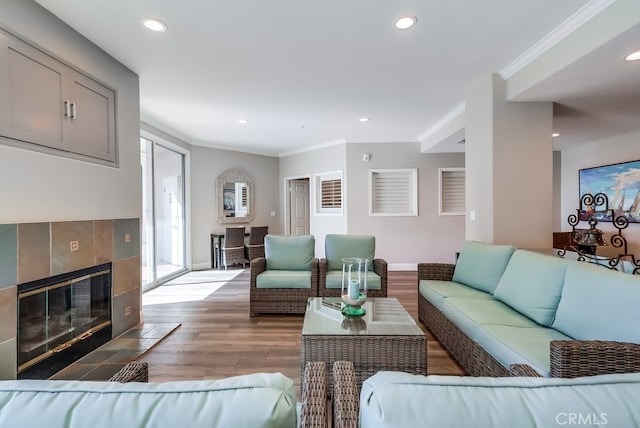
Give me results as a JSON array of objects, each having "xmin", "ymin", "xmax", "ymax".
[
  {"xmin": 0, "ymin": 218, "xmax": 141, "ymax": 379},
  {"xmin": 17, "ymin": 263, "xmax": 112, "ymax": 379}
]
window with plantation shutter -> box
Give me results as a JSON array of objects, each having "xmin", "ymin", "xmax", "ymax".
[
  {"xmin": 439, "ymin": 168, "xmax": 465, "ymax": 215},
  {"xmin": 369, "ymin": 169, "xmax": 417, "ymax": 216},
  {"xmin": 315, "ymin": 171, "xmax": 343, "ymax": 215},
  {"xmin": 321, "ymin": 179, "xmax": 341, "ymax": 208}
]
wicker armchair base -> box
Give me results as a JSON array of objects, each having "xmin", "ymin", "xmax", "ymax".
[
  {"xmin": 300, "ymin": 362, "xmax": 328, "ymax": 428},
  {"xmin": 250, "ymin": 288, "xmax": 315, "ymax": 317},
  {"xmin": 332, "ymin": 361, "xmax": 359, "ymax": 428},
  {"xmin": 108, "ymin": 361, "xmax": 149, "ymax": 383},
  {"xmin": 249, "ymin": 257, "xmax": 319, "ymax": 317}
]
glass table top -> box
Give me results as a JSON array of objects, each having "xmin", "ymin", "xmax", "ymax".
[{"xmin": 302, "ymin": 297, "xmax": 424, "ymax": 336}]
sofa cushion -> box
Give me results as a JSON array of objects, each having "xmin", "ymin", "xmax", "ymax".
[
  {"xmin": 552, "ymin": 261, "xmax": 640, "ymax": 342},
  {"xmin": 0, "ymin": 373, "xmax": 297, "ymax": 428},
  {"xmin": 265, "ymin": 235, "xmax": 315, "ymax": 271},
  {"xmin": 325, "ymin": 234, "xmax": 375, "ymax": 271},
  {"xmin": 256, "ymin": 270, "xmax": 312, "ymax": 289},
  {"xmin": 419, "ymin": 280, "xmax": 494, "ymax": 310},
  {"xmin": 325, "ymin": 270, "xmax": 381, "ymax": 290},
  {"xmin": 359, "ymin": 371, "xmax": 640, "ymax": 428},
  {"xmin": 475, "ymin": 325, "xmax": 573, "ymax": 376},
  {"xmin": 452, "ymin": 241, "xmax": 516, "ymax": 294},
  {"xmin": 441, "ymin": 298, "xmax": 538, "ymax": 340},
  {"xmin": 493, "ymin": 250, "xmax": 568, "ymax": 326}
]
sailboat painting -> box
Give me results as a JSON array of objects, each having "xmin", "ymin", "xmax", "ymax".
[
  {"xmin": 578, "ymin": 160, "xmax": 640, "ymax": 223},
  {"xmin": 579, "ymin": 159, "xmax": 640, "ymax": 223}
]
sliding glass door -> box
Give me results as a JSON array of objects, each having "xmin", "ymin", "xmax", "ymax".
[{"xmin": 140, "ymin": 136, "xmax": 187, "ymax": 289}]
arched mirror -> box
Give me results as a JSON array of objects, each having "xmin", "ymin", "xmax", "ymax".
[{"xmin": 217, "ymin": 170, "xmax": 253, "ymax": 224}]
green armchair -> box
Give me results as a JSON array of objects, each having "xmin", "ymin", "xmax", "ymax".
[
  {"xmin": 250, "ymin": 234, "xmax": 319, "ymax": 317},
  {"xmin": 319, "ymin": 234, "xmax": 387, "ymax": 298}
]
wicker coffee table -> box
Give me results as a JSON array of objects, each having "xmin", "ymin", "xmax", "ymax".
[{"xmin": 301, "ymin": 297, "xmax": 426, "ymax": 390}]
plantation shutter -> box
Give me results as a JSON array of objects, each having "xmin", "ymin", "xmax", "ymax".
[
  {"xmin": 439, "ymin": 168, "xmax": 465, "ymax": 215},
  {"xmin": 321, "ymin": 178, "xmax": 342, "ymax": 208},
  {"xmin": 370, "ymin": 169, "xmax": 417, "ymax": 216}
]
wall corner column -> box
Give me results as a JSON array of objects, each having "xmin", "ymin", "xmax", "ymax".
[{"xmin": 465, "ymin": 73, "xmax": 554, "ymax": 248}]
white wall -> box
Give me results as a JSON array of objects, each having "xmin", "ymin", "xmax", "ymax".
[
  {"xmin": 560, "ymin": 130, "xmax": 640, "ymax": 259},
  {"xmin": 346, "ymin": 143, "xmax": 466, "ymax": 267},
  {"xmin": 465, "ymin": 74, "xmax": 495, "ymax": 243},
  {"xmin": 466, "ymin": 74, "xmax": 553, "ymax": 248},
  {"xmin": 279, "ymin": 143, "xmax": 348, "ymax": 257},
  {"xmin": 190, "ymin": 146, "xmax": 279, "ymax": 269},
  {"xmin": 0, "ymin": 0, "xmax": 141, "ymax": 223},
  {"xmin": 281, "ymin": 142, "xmax": 466, "ymax": 267}
]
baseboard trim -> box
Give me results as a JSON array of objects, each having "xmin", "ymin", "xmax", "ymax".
[
  {"xmin": 191, "ymin": 262, "xmax": 212, "ymax": 271},
  {"xmin": 194, "ymin": 261, "xmax": 416, "ymax": 271},
  {"xmin": 388, "ymin": 263, "xmax": 417, "ymax": 271}
]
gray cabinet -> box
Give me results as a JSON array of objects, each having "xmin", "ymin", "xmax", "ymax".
[{"xmin": 0, "ymin": 29, "xmax": 117, "ymax": 165}]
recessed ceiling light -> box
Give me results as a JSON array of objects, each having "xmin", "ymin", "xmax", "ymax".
[
  {"xmin": 359, "ymin": 117, "xmax": 370, "ymax": 122},
  {"xmin": 238, "ymin": 119, "xmax": 249, "ymax": 124},
  {"xmin": 552, "ymin": 133, "xmax": 560, "ymax": 137},
  {"xmin": 142, "ymin": 18, "xmax": 167, "ymax": 33},
  {"xmin": 394, "ymin": 15, "xmax": 417, "ymax": 30},
  {"xmin": 625, "ymin": 50, "xmax": 640, "ymax": 61}
]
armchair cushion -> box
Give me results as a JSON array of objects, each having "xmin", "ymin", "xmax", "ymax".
[
  {"xmin": 265, "ymin": 235, "xmax": 315, "ymax": 271},
  {"xmin": 325, "ymin": 234, "xmax": 375, "ymax": 271},
  {"xmin": 452, "ymin": 241, "xmax": 516, "ymax": 294},
  {"xmin": 324, "ymin": 270, "xmax": 382, "ymax": 290},
  {"xmin": 256, "ymin": 270, "xmax": 312, "ymax": 289}
]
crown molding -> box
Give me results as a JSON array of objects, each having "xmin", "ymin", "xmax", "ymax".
[
  {"xmin": 418, "ymin": 102, "xmax": 466, "ymax": 142},
  {"xmin": 500, "ymin": 0, "xmax": 617, "ymax": 79},
  {"xmin": 278, "ymin": 138, "xmax": 346, "ymax": 158}
]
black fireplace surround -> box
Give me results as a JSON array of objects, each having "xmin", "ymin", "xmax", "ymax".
[{"xmin": 17, "ymin": 263, "xmax": 112, "ymax": 379}]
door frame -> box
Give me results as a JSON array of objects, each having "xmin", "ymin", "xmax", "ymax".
[
  {"xmin": 283, "ymin": 174, "xmax": 311, "ymax": 235},
  {"xmin": 140, "ymin": 128, "xmax": 191, "ymax": 292}
]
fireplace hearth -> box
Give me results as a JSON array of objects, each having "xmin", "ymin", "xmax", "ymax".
[{"xmin": 17, "ymin": 263, "xmax": 112, "ymax": 379}]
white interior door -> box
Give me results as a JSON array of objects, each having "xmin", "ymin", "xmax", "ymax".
[{"xmin": 289, "ymin": 179, "xmax": 310, "ymax": 235}]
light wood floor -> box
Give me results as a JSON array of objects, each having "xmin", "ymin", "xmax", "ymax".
[{"xmin": 139, "ymin": 269, "xmax": 464, "ymax": 395}]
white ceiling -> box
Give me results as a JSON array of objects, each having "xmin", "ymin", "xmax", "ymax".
[{"xmin": 34, "ymin": 0, "xmax": 640, "ymax": 156}]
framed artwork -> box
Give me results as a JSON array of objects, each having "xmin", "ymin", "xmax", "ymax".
[{"xmin": 579, "ymin": 159, "xmax": 640, "ymax": 223}]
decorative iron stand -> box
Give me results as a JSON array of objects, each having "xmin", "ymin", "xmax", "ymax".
[{"xmin": 558, "ymin": 192, "xmax": 639, "ymax": 275}]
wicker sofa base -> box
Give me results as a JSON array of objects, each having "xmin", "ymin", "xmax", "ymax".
[
  {"xmin": 417, "ymin": 261, "xmax": 640, "ymax": 379},
  {"xmin": 418, "ymin": 293, "xmax": 511, "ymax": 377}
]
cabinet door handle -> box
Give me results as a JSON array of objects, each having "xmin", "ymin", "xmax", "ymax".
[
  {"xmin": 70, "ymin": 102, "xmax": 77, "ymax": 120},
  {"xmin": 64, "ymin": 100, "xmax": 71, "ymax": 118}
]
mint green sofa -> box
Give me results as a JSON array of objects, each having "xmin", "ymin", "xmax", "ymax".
[
  {"xmin": 0, "ymin": 373, "xmax": 298, "ymax": 427},
  {"xmin": 250, "ymin": 235, "xmax": 319, "ymax": 317},
  {"xmin": 319, "ymin": 234, "xmax": 387, "ymax": 298},
  {"xmin": 329, "ymin": 361, "xmax": 640, "ymax": 428},
  {"xmin": 418, "ymin": 240, "xmax": 640, "ymax": 378}
]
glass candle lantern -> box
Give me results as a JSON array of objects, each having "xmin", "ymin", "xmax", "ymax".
[{"xmin": 341, "ymin": 257, "xmax": 369, "ymax": 317}]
